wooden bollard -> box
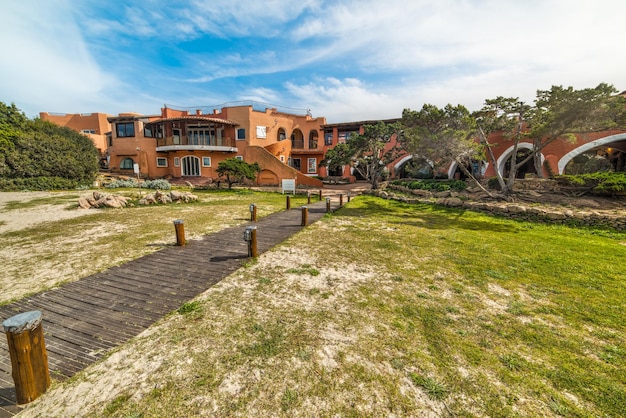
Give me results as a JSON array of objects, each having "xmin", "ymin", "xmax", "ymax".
[
  {"xmin": 286, "ymin": 195, "xmax": 291, "ymax": 210},
  {"xmin": 326, "ymin": 197, "xmax": 331, "ymax": 213},
  {"xmin": 307, "ymin": 191, "xmax": 311, "ymax": 204},
  {"xmin": 301, "ymin": 206, "xmax": 308, "ymax": 226},
  {"xmin": 244, "ymin": 226, "xmax": 258, "ymax": 257},
  {"xmin": 3, "ymin": 311, "xmax": 51, "ymax": 404},
  {"xmin": 347, "ymin": 193, "xmax": 351, "ymax": 203},
  {"xmin": 339, "ymin": 194, "xmax": 344, "ymax": 206},
  {"xmin": 319, "ymin": 190, "xmax": 323, "ymax": 201},
  {"xmin": 173, "ymin": 219, "xmax": 185, "ymax": 246},
  {"xmin": 250, "ymin": 203, "xmax": 257, "ymax": 222}
]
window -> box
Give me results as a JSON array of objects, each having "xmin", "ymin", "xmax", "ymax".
[
  {"xmin": 291, "ymin": 158, "xmax": 301, "ymax": 170},
  {"xmin": 174, "ymin": 157, "xmax": 180, "ymax": 167},
  {"xmin": 256, "ymin": 126, "xmax": 266, "ymax": 139},
  {"xmin": 236, "ymin": 156, "xmax": 243, "ymax": 161},
  {"xmin": 156, "ymin": 157, "xmax": 167, "ymax": 167},
  {"xmin": 173, "ymin": 128, "xmax": 181, "ymax": 145},
  {"xmin": 308, "ymin": 158, "xmax": 317, "ymax": 173},
  {"xmin": 280, "ymin": 155, "xmax": 285, "ymax": 163},
  {"xmin": 202, "ymin": 157, "xmax": 211, "ymax": 167},
  {"xmin": 324, "ymin": 132, "xmax": 333, "ymax": 145},
  {"xmin": 237, "ymin": 128, "xmax": 246, "ymax": 140},
  {"xmin": 120, "ymin": 157, "xmax": 134, "ymax": 169},
  {"xmin": 116, "ymin": 122, "xmax": 135, "ymax": 138}
]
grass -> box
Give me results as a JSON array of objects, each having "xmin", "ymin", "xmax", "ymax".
[
  {"xmin": 14, "ymin": 193, "xmax": 626, "ymax": 417},
  {"xmin": 0, "ymin": 188, "xmax": 312, "ymax": 304}
]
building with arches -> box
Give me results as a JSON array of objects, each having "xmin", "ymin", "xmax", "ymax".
[{"xmin": 105, "ymin": 104, "xmax": 327, "ymax": 187}]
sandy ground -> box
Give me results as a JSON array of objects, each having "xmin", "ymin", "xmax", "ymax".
[{"xmin": 0, "ymin": 191, "xmax": 96, "ymax": 234}]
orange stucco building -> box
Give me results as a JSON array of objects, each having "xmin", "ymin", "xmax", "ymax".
[
  {"xmin": 105, "ymin": 105, "xmax": 326, "ymax": 187},
  {"xmin": 39, "ymin": 112, "xmax": 111, "ymax": 159},
  {"xmin": 42, "ymin": 99, "xmax": 626, "ymax": 187}
]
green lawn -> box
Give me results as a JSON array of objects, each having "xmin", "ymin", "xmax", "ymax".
[{"xmin": 17, "ymin": 194, "xmax": 626, "ymax": 417}]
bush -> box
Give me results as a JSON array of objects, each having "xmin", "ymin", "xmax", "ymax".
[
  {"xmin": 394, "ymin": 179, "xmax": 467, "ymax": 192},
  {"xmin": 0, "ymin": 176, "xmax": 80, "ymax": 191},
  {"xmin": 555, "ymin": 172, "xmax": 626, "ymax": 196},
  {"xmin": 487, "ymin": 177, "xmax": 501, "ymax": 190},
  {"xmin": 105, "ymin": 178, "xmax": 171, "ymax": 190}
]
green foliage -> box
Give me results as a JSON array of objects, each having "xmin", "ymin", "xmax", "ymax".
[
  {"xmin": 487, "ymin": 176, "xmax": 501, "ymax": 190},
  {"xmin": 0, "ymin": 101, "xmax": 99, "ymax": 190},
  {"xmin": 556, "ymin": 172, "xmax": 626, "ymax": 196},
  {"xmin": 349, "ymin": 121, "xmax": 403, "ymax": 189},
  {"xmin": 216, "ymin": 158, "xmax": 261, "ymax": 189},
  {"xmin": 177, "ymin": 301, "xmax": 202, "ymax": 315},
  {"xmin": 392, "ymin": 179, "xmax": 467, "ymax": 192},
  {"xmin": 0, "ymin": 176, "xmax": 80, "ymax": 191}
]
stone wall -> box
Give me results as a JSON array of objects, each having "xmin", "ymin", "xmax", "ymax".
[{"xmin": 371, "ymin": 185, "xmax": 626, "ymax": 231}]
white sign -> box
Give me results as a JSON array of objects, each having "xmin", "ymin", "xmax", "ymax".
[{"xmin": 133, "ymin": 163, "xmax": 140, "ymax": 174}]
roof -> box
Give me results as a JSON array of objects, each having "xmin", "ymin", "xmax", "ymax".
[
  {"xmin": 321, "ymin": 118, "xmax": 401, "ymax": 130},
  {"xmin": 144, "ymin": 116, "xmax": 239, "ymax": 126}
]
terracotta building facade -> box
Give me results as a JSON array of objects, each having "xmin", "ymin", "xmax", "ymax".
[
  {"xmin": 42, "ymin": 102, "xmax": 626, "ymax": 187},
  {"xmin": 104, "ymin": 105, "xmax": 327, "ymax": 188}
]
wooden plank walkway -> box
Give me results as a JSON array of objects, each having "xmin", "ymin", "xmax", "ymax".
[{"xmin": 0, "ymin": 198, "xmax": 342, "ymax": 416}]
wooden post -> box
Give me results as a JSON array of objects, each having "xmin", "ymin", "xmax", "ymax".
[
  {"xmin": 3, "ymin": 311, "xmax": 50, "ymax": 405},
  {"xmin": 286, "ymin": 195, "xmax": 291, "ymax": 210},
  {"xmin": 319, "ymin": 190, "xmax": 323, "ymax": 201},
  {"xmin": 245, "ymin": 226, "xmax": 258, "ymax": 258},
  {"xmin": 301, "ymin": 206, "xmax": 308, "ymax": 226},
  {"xmin": 250, "ymin": 204, "xmax": 257, "ymax": 222},
  {"xmin": 307, "ymin": 191, "xmax": 311, "ymax": 204},
  {"xmin": 347, "ymin": 192, "xmax": 351, "ymax": 203},
  {"xmin": 173, "ymin": 219, "xmax": 185, "ymax": 246},
  {"xmin": 339, "ymin": 194, "xmax": 344, "ymax": 206},
  {"xmin": 326, "ymin": 197, "xmax": 331, "ymax": 213}
]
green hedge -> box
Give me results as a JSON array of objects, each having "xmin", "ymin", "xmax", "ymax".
[
  {"xmin": 555, "ymin": 172, "xmax": 626, "ymax": 196},
  {"xmin": 0, "ymin": 176, "xmax": 81, "ymax": 191},
  {"xmin": 391, "ymin": 179, "xmax": 467, "ymax": 192}
]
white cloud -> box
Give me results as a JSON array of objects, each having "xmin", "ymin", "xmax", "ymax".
[{"xmin": 0, "ymin": 1, "xmax": 119, "ymax": 116}]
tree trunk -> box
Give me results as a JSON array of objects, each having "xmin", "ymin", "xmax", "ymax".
[
  {"xmin": 533, "ymin": 138, "xmax": 544, "ymax": 178},
  {"xmin": 455, "ymin": 159, "xmax": 494, "ymax": 197},
  {"xmin": 479, "ymin": 128, "xmax": 506, "ymax": 191}
]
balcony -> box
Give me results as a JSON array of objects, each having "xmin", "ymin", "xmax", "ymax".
[{"xmin": 156, "ymin": 136, "xmax": 237, "ymax": 152}]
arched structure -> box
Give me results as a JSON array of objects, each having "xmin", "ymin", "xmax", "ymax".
[
  {"xmin": 496, "ymin": 143, "xmax": 544, "ymax": 178},
  {"xmin": 557, "ymin": 133, "xmax": 626, "ymax": 174}
]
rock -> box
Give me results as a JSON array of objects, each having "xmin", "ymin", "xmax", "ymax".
[
  {"xmin": 78, "ymin": 196, "xmax": 91, "ymax": 209},
  {"xmin": 434, "ymin": 191, "xmax": 451, "ymax": 198},
  {"xmin": 444, "ymin": 197, "xmax": 463, "ymax": 207},
  {"xmin": 507, "ymin": 205, "xmax": 527, "ymax": 214},
  {"xmin": 170, "ymin": 190, "xmax": 183, "ymax": 201}
]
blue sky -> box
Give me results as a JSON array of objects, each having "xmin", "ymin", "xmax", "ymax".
[{"xmin": 1, "ymin": 0, "xmax": 625, "ymax": 123}]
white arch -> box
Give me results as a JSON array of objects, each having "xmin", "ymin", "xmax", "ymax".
[
  {"xmin": 495, "ymin": 142, "xmax": 544, "ymax": 177},
  {"xmin": 557, "ymin": 133, "xmax": 626, "ymax": 174},
  {"xmin": 394, "ymin": 154, "xmax": 415, "ymax": 170}
]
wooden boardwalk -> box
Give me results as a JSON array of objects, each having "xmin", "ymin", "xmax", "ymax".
[{"xmin": 0, "ymin": 198, "xmax": 341, "ymax": 416}]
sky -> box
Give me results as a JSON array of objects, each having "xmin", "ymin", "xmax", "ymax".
[{"xmin": 1, "ymin": 0, "xmax": 625, "ymax": 124}]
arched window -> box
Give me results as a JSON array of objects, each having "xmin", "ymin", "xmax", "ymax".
[{"xmin": 120, "ymin": 158, "xmax": 134, "ymax": 169}]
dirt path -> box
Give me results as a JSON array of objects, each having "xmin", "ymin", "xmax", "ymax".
[{"xmin": 0, "ymin": 192, "xmax": 95, "ymax": 234}]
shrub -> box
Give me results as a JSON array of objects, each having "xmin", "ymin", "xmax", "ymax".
[
  {"xmin": 105, "ymin": 178, "xmax": 171, "ymax": 190},
  {"xmin": 0, "ymin": 176, "xmax": 80, "ymax": 191},
  {"xmin": 555, "ymin": 172, "xmax": 626, "ymax": 196},
  {"xmin": 394, "ymin": 179, "xmax": 466, "ymax": 192}
]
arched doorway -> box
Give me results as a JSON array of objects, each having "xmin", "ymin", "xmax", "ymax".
[
  {"xmin": 120, "ymin": 157, "xmax": 134, "ymax": 170},
  {"xmin": 504, "ymin": 149, "xmax": 536, "ymax": 178},
  {"xmin": 397, "ymin": 156, "xmax": 433, "ymax": 179},
  {"xmin": 277, "ymin": 128, "xmax": 287, "ymax": 142},
  {"xmin": 308, "ymin": 131, "xmax": 319, "ymax": 149},
  {"xmin": 291, "ymin": 129, "xmax": 304, "ymax": 149},
  {"xmin": 558, "ymin": 133, "xmax": 626, "ymax": 174},
  {"xmin": 181, "ymin": 156, "xmax": 200, "ymax": 176}
]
